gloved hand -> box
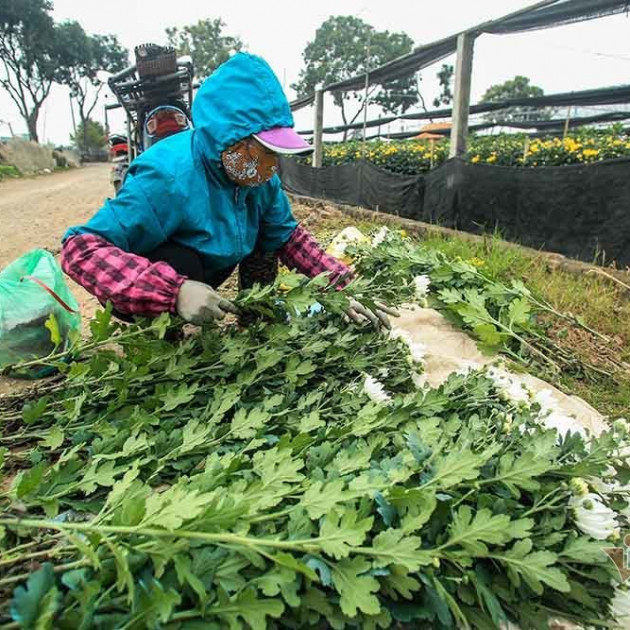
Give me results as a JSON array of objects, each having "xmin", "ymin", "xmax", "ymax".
[
  {"xmin": 176, "ymin": 280, "xmax": 239, "ymax": 324},
  {"xmin": 346, "ymin": 298, "xmax": 399, "ymax": 330}
]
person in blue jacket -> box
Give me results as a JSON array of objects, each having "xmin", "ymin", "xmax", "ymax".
[{"xmin": 61, "ymin": 52, "xmax": 393, "ymax": 328}]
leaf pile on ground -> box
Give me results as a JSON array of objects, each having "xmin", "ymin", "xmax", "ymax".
[{"xmin": 0, "ymin": 257, "xmax": 629, "ymax": 629}]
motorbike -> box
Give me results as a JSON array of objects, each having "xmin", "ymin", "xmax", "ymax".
[{"xmin": 105, "ymin": 43, "xmax": 195, "ymax": 194}]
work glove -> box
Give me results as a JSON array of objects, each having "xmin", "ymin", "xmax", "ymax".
[
  {"xmin": 346, "ymin": 298, "xmax": 399, "ymax": 330},
  {"xmin": 176, "ymin": 280, "xmax": 239, "ymax": 324}
]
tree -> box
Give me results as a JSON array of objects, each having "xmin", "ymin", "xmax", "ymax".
[
  {"xmin": 433, "ymin": 64, "xmax": 454, "ymax": 108},
  {"xmin": 57, "ymin": 23, "xmax": 128, "ymax": 126},
  {"xmin": 0, "ymin": 0, "xmax": 66, "ymax": 142},
  {"xmin": 71, "ymin": 119, "xmax": 106, "ymax": 157},
  {"xmin": 480, "ymin": 75, "xmax": 552, "ymax": 123},
  {"xmin": 292, "ymin": 16, "xmax": 419, "ymax": 140},
  {"xmin": 56, "ymin": 21, "xmax": 128, "ymax": 146},
  {"xmin": 166, "ymin": 18, "xmax": 243, "ymax": 79}
]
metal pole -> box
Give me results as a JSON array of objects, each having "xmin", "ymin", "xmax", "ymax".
[
  {"xmin": 449, "ymin": 32, "xmax": 476, "ymax": 159},
  {"xmin": 362, "ymin": 33, "xmax": 371, "ymax": 157},
  {"xmin": 312, "ymin": 87, "xmax": 324, "ymax": 168}
]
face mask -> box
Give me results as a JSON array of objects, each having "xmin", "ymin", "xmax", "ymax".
[{"xmin": 221, "ymin": 138, "xmax": 278, "ymax": 187}]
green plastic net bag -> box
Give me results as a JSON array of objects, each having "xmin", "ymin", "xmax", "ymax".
[{"xmin": 0, "ymin": 249, "xmax": 80, "ymax": 375}]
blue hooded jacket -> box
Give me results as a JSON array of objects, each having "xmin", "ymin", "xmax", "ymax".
[{"xmin": 63, "ymin": 53, "xmax": 298, "ymax": 272}]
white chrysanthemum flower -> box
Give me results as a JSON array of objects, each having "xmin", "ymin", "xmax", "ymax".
[
  {"xmin": 363, "ymin": 375, "xmax": 392, "ymax": 405},
  {"xmin": 411, "ymin": 371, "xmax": 428, "ymax": 390},
  {"xmin": 610, "ymin": 587, "xmax": 630, "ymax": 624},
  {"xmin": 390, "ymin": 328, "xmax": 427, "ymax": 365},
  {"xmin": 371, "ymin": 226, "xmax": 390, "ymax": 247},
  {"xmin": 486, "ymin": 367, "xmax": 530, "ymax": 404},
  {"xmin": 570, "ymin": 492, "xmax": 619, "ymax": 540},
  {"xmin": 412, "ymin": 275, "xmax": 431, "ymax": 300}
]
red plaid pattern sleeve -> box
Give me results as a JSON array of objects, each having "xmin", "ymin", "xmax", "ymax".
[
  {"xmin": 278, "ymin": 225, "xmax": 353, "ymax": 290},
  {"xmin": 61, "ymin": 234, "xmax": 186, "ymax": 316}
]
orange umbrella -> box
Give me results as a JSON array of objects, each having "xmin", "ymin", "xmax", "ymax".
[{"xmin": 410, "ymin": 122, "xmax": 451, "ymax": 140}]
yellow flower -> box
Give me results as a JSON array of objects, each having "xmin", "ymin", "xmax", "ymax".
[
  {"xmin": 399, "ymin": 229, "xmax": 408, "ymax": 238},
  {"xmin": 582, "ymin": 148, "xmax": 599, "ymax": 158},
  {"xmin": 469, "ymin": 257, "xmax": 485, "ymax": 268},
  {"xmin": 487, "ymin": 155, "xmax": 497, "ymax": 164},
  {"xmin": 471, "ymin": 155, "xmax": 481, "ymax": 163}
]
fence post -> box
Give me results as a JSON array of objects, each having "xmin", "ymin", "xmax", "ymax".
[
  {"xmin": 449, "ymin": 32, "xmax": 476, "ymax": 159},
  {"xmin": 312, "ymin": 87, "xmax": 324, "ymax": 168}
]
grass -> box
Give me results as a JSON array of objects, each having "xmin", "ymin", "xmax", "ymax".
[
  {"xmin": 295, "ymin": 203, "xmax": 630, "ymax": 419},
  {"xmin": 0, "ymin": 165, "xmax": 20, "ymax": 182}
]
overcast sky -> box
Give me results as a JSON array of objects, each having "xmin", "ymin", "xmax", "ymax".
[{"xmin": 1, "ymin": 1, "xmax": 629, "ymax": 144}]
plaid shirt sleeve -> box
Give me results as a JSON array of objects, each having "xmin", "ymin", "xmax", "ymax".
[
  {"xmin": 278, "ymin": 225, "xmax": 353, "ymax": 290},
  {"xmin": 61, "ymin": 234, "xmax": 186, "ymax": 316}
]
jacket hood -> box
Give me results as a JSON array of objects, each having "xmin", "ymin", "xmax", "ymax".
[{"xmin": 192, "ymin": 52, "xmax": 294, "ymax": 162}]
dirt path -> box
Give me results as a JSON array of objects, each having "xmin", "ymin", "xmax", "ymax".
[
  {"xmin": 0, "ymin": 164, "xmax": 111, "ymax": 268},
  {"xmin": 0, "ymin": 165, "xmax": 112, "ymax": 395}
]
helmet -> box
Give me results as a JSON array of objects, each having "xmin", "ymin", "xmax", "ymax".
[{"xmin": 142, "ymin": 105, "xmax": 191, "ymax": 149}]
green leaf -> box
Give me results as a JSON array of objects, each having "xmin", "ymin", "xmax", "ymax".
[
  {"xmin": 255, "ymin": 348, "xmax": 284, "ymax": 371},
  {"xmin": 140, "ymin": 580, "xmax": 181, "ymax": 624},
  {"xmin": 89, "ymin": 304, "xmax": 117, "ymax": 341},
  {"xmin": 40, "ymin": 426, "xmax": 64, "ymax": 450},
  {"xmin": 492, "ymin": 539, "xmax": 570, "ymax": 594},
  {"xmin": 231, "ymin": 407, "xmax": 271, "ymax": 439},
  {"xmin": 473, "ymin": 323, "xmax": 504, "ymax": 346},
  {"xmin": 430, "ymin": 448, "xmax": 489, "ymax": 490},
  {"xmin": 319, "ymin": 508, "xmax": 373, "ymax": 559},
  {"xmin": 44, "ymin": 313, "xmax": 62, "ymax": 347},
  {"xmin": 371, "ymin": 529, "xmax": 432, "ymax": 571},
  {"xmin": 174, "ymin": 555, "xmax": 208, "ymax": 604},
  {"xmin": 271, "ymin": 552, "xmax": 318, "ymax": 581},
  {"xmin": 256, "ymin": 567, "xmax": 300, "ymax": 607},
  {"xmin": 437, "ymin": 287, "xmax": 462, "ymax": 304},
  {"xmin": 160, "ymin": 383, "xmax": 199, "ymax": 411},
  {"xmin": 473, "ymin": 567, "xmax": 507, "ymax": 627},
  {"xmin": 299, "ymin": 410, "xmax": 325, "ymax": 433},
  {"xmin": 331, "ymin": 557, "xmax": 381, "ymax": 617},
  {"xmin": 382, "ymin": 565, "xmax": 421, "ymax": 600},
  {"xmin": 507, "ymin": 297, "xmax": 531, "ymax": 328},
  {"xmin": 141, "ymin": 486, "xmax": 210, "ymax": 530},
  {"xmin": 445, "ymin": 507, "xmax": 515, "ymax": 555},
  {"xmin": 10, "ymin": 563, "xmax": 59, "ymax": 629},
  {"xmin": 104, "ymin": 539, "xmax": 135, "ymax": 603},
  {"xmin": 300, "ymin": 479, "xmax": 347, "ymax": 519},
  {"xmin": 22, "ymin": 397, "xmax": 49, "ymax": 425},
  {"xmin": 211, "ymin": 587, "xmax": 284, "ymax": 630},
  {"xmin": 495, "ymin": 451, "xmax": 554, "ymax": 497},
  {"xmin": 79, "ymin": 460, "xmax": 126, "ymax": 495},
  {"xmin": 560, "ymin": 537, "xmax": 609, "ymax": 565},
  {"xmin": 14, "ymin": 462, "xmax": 46, "ymax": 499}
]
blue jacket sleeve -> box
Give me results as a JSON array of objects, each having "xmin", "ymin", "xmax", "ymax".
[
  {"xmin": 63, "ymin": 166, "xmax": 183, "ymax": 255},
  {"xmin": 257, "ymin": 175, "xmax": 298, "ymax": 253}
]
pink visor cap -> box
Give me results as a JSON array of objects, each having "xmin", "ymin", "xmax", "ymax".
[{"xmin": 253, "ymin": 127, "xmax": 313, "ymax": 156}]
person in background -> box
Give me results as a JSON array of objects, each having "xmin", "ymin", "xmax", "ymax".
[{"xmin": 61, "ymin": 53, "xmax": 394, "ymax": 328}]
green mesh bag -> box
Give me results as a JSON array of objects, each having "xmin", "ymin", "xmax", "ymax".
[{"xmin": 0, "ymin": 249, "xmax": 80, "ymax": 374}]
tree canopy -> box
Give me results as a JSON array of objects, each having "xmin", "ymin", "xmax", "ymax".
[
  {"xmin": 292, "ymin": 16, "xmax": 419, "ymax": 138},
  {"xmin": 480, "ymin": 75, "xmax": 551, "ymax": 122},
  {"xmin": 0, "ymin": 0, "xmax": 65, "ymax": 142},
  {"xmin": 166, "ymin": 18, "xmax": 243, "ymax": 79}
]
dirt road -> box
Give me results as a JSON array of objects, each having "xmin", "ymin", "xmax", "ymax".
[
  {"xmin": 0, "ymin": 164, "xmax": 111, "ymax": 268},
  {"xmin": 0, "ymin": 165, "xmax": 112, "ymax": 395}
]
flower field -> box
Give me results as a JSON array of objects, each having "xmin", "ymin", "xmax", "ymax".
[{"xmin": 319, "ymin": 128, "xmax": 630, "ymax": 175}]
